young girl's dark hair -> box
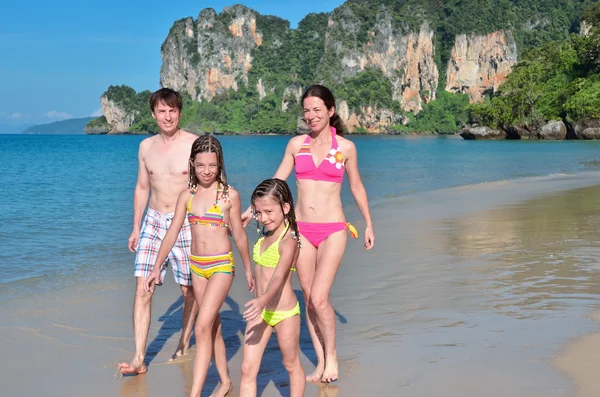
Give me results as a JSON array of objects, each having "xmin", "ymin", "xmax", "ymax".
[
  {"xmin": 251, "ymin": 178, "xmax": 300, "ymax": 247},
  {"xmin": 188, "ymin": 135, "xmax": 229, "ymax": 197},
  {"xmin": 301, "ymin": 85, "xmax": 347, "ymax": 136}
]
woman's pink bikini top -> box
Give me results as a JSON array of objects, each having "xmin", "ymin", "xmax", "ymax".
[{"xmin": 295, "ymin": 126, "xmax": 345, "ymax": 183}]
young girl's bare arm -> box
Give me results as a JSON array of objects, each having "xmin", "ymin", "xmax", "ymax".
[
  {"xmin": 243, "ymin": 238, "xmax": 298, "ymax": 320},
  {"xmin": 228, "ymin": 188, "xmax": 255, "ymax": 291}
]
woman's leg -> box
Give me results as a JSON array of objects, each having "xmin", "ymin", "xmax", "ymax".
[
  {"xmin": 311, "ymin": 230, "xmax": 347, "ymax": 383},
  {"xmin": 209, "ymin": 314, "xmax": 231, "ymax": 397},
  {"xmin": 240, "ymin": 318, "xmax": 272, "ymax": 397},
  {"xmin": 295, "ymin": 235, "xmax": 324, "ymax": 382},
  {"xmin": 189, "ymin": 273, "xmax": 234, "ymax": 397},
  {"xmin": 275, "ymin": 314, "xmax": 305, "ymax": 397}
]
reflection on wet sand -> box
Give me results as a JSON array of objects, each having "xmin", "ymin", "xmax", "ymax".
[{"xmin": 442, "ymin": 185, "xmax": 600, "ymax": 319}]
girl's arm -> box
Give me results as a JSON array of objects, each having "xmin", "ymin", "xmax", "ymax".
[
  {"xmin": 228, "ymin": 188, "xmax": 255, "ymax": 292},
  {"xmin": 344, "ymin": 141, "xmax": 375, "ymax": 250},
  {"xmin": 243, "ymin": 237, "xmax": 298, "ymax": 321},
  {"xmin": 242, "ymin": 137, "xmax": 301, "ymax": 227},
  {"xmin": 145, "ymin": 190, "xmax": 190, "ymax": 292}
]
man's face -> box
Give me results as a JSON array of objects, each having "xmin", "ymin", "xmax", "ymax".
[{"xmin": 152, "ymin": 101, "xmax": 181, "ymax": 134}]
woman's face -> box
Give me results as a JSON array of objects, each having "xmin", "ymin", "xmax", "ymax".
[{"xmin": 303, "ymin": 96, "xmax": 334, "ymax": 134}]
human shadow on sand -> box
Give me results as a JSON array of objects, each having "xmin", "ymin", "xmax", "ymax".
[{"xmin": 144, "ymin": 295, "xmax": 194, "ymax": 366}]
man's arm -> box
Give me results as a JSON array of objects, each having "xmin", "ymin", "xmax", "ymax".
[{"xmin": 128, "ymin": 140, "xmax": 151, "ymax": 252}]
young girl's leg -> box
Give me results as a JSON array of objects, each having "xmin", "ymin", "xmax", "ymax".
[
  {"xmin": 275, "ymin": 314, "xmax": 305, "ymax": 397},
  {"xmin": 240, "ymin": 317, "xmax": 272, "ymax": 397},
  {"xmin": 295, "ymin": 236, "xmax": 324, "ymax": 382},
  {"xmin": 190, "ymin": 273, "xmax": 234, "ymax": 397},
  {"xmin": 209, "ymin": 314, "xmax": 231, "ymax": 397},
  {"xmin": 311, "ymin": 230, "xmax": 347, "ymax": 383}
]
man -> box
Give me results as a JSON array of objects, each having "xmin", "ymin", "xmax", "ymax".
[{"xmin": 118, "ymin": 88, "xmax": 199, "ymax": 375}]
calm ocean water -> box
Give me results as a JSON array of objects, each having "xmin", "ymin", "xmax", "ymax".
[{"xmin": 1, "ymin": 134, "xmax": 600, "ymax": 293}]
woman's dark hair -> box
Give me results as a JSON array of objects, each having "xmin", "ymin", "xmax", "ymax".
[
  {"xmin": 301, "ymin": 85, "xmax": 347, "ymax": 136},
  {"xmin": 188, "ymin": 135, "xmax": 229, "ymax": 197},
  {"xmin": 251, "ymin": 178, "xmax": 300, "ymax": 247}
]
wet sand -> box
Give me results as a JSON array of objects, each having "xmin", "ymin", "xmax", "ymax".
[{"xmin": 3, "ymin": 173, "xmax": 600, "ymax": 396}]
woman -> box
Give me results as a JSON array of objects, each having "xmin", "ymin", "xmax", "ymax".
[{"xmin": 243, "ymin": 85, "xmax": 374, "ymax": 383}]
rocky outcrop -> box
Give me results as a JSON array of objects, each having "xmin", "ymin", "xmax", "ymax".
[
  {"xmin": 160, "ymin": 5, "xmax": 262, "ymax": 101},
  {"xmin": 459, "ymin": 126, "xmax": 506, "ymax": 140},
  {"xmin": 101, "ymin": 96, "xmax": 137, "ymax": 133},
  {"xmin": 84, "ymin": 116, "xmax": 110, "ymax": 135},
  {"xmin": 538, "ymin": 120, "xmax": 567, "ymax": 140},
  {"xmin": 282, "ymin": 84, "xmax": 303, "ymax": 112},
  {"xmin": 575, "ymin": 119, "xmax": 600, "ymax": 139},
  {"xmin": 445, "ymin": 31, "xmax": 518, "ymax": 103},
  {"xmin": 320, "ymin": 6, "xmax": 438, "ymax": 113},
  {"xmin": 337, "ymin": 100, "xmax": 408, "ymax": 133}
]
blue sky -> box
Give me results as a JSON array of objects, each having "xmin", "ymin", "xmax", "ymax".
[{"xmin": 1, "ymin": 0, "xmax": 346, "ymax": 126}]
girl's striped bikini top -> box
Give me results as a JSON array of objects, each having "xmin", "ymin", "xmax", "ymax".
[{"xmin": 186, "ymin": 183, "xmax": 229, "ymax": 228}]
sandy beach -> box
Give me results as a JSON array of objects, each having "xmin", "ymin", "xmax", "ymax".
[{"xmin": 3, "ymin": 172, "xmax": 600, "ymax": 396}]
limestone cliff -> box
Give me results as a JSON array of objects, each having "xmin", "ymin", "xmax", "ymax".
[
  {"xmin": 445, "ymin": 31, "xmax": 518, "ymax": 103},
  {"xmin": 318, "ymin": 6, "xmax": 438, "ymax": 113},
  {"xmin": 101, "ymin": 95, "xmax": 137, "ymax": 134},
  {"xmin": 161, "ymin": 5, "xmax": 262, "ymax": 101}
]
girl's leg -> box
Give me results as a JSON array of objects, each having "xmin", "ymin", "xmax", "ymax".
[
  {"xmin": 209, "ymin": 314, "xmax": 231, "ymax": 397},
  {"xmin": 190, "ymin": 273, "xmax": 234, "ymax": 397},
  {"xmin": 275, "ymin": 314, "xmax": 305, "ymax": 397},
  {"xmin": 240, "ymin": 318, "xmax": 272, "ymax": 397},
  {"xmin": 295, "ymin": 236, "xmax": 324, "ymax": 382},
  {"xmin": 311, "ymin": 230, "xmax": 347, "ymax": 383}
]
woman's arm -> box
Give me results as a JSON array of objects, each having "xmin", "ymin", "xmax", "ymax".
[
  {"xmin": 344, "ymin": 141, "xmax": 375, "ymax": 250},
  {"xmin": 242, "ymin": 137, "xmax": 301, "ymax": 227},
  {"xmin": 243, "ymin": 237, "xmax": 298, "ymax": 321},
  {"xmin": 228, "ymin": 188, "xmax": 255, "ymax": 292},
  {"xmin": 145, "ymin": 190, "xmax": 190, "ymax": 292}
]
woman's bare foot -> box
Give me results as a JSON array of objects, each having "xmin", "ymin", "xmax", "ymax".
[
  {"xmin": 168, "ymin": 346, "xmax": 191, "ymax": 362},
  {"xmin": 118, "ymin": 359, "xmax": 147, "ymax": 376},
  {"xmin": 209, "ymin": 380, "xmax": 232, "ymax": 397},
  {"xmin": 306, "ymin": 364, "xmax": 325, "ymax": 383},
  {"xmin": 321, "ymin": 354, "xmax": 338, "ymax": 383}
]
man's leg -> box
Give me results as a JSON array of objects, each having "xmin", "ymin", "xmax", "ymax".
[
  {"xmin": 169, "ymin": 284, "xmax": 198, "ymax": 361},
  {"xmin": 169, "ymin": 219, "xmax": 198, "ymax": 361},
  {"xmin": 119, "ymin": 277, "xmax": 153, "ymax": 375}
]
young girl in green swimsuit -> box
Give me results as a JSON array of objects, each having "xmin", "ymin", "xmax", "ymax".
[{"xmin": 240, "ymin": 178, "xmax": 305, "ymax": 397}]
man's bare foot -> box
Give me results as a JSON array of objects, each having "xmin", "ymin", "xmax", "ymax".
[
  {"xmin": 321, "ymin": 355, "xmax": 338, "ymax": 383},
  {"xmin": 168, "ymin": 346, "xmax": 191, "ymax": 362},
  {"xmin": 306, "ymin": 364, "xmax": 325, "ymax": 382},
  {"xmin": 209, "ymin": 380, "xmax": 232, "ymax": 397},
  {"xmin": 118, "ymin": 360, "xmax": 147, "ymax": 376}
]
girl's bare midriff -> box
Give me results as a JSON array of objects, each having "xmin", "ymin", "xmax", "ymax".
[
  {"xmin": 296, "ymin": 179, "xmax": 344, "ymax": 223},
  {"xmin": 254, "ymin": 264, "xmax": 297, "ymax": 312},
  {"xmin": 188, "ymin": 225, "xmax": 232, "ymax": 256}
]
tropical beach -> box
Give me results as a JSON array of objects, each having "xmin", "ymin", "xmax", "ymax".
[
  {"xmin": 3, "ymin": 0, "xmax": 600, "ymax": 396},
  {"xmin": 1, "ymin": 133, "xmax": 600, "ymax": 396}
]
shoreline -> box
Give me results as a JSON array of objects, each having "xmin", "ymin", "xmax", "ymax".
[{"xmin": 3, "ymin": 172, "xmax": 600, "ymax": 395}]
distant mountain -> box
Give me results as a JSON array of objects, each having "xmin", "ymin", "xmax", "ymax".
[
  {"xmin": 22, "ymin": 117, "xmax": 95, "ymax": 134},
  {"xmin": 0, "ymin": 123, "xmax": 35, "ymax": 134}
]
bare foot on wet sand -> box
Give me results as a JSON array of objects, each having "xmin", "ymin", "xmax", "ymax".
[
  {"xmin": 321, "ymin": 355, "xmax": 338, "ymax": 383},
  {"xmin": 306, "ymin": 364, "xmax": 325, "ymax": 383},
  {"xmin": 118, "ymin": 360, "xmax": 147, "ymax": 376},
  {"xmin": 209, "ymin": 380, "xmax": 232, "ymax": 397},
  {"xmin": 168, "ymin": 346, "xmax": 191, "ymax": 362}
]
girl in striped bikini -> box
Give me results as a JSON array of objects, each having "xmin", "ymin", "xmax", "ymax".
[{"xmin": 146, "ymin": 135, "xmax": 254, "ymax": 397}]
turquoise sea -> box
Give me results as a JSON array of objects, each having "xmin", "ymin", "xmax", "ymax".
[{"xmin": 1, "ymin": 134, "xmax": 600, "ymax": 296}]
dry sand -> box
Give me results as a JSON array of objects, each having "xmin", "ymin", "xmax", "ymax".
[{"xmin": 3, "ymin": 172, "xmax": 600, "ymax": 396}]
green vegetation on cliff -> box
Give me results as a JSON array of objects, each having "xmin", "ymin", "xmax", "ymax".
[{"xmin": 469, "ymin": 1, "xmax": 600, "ymax": 130}]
